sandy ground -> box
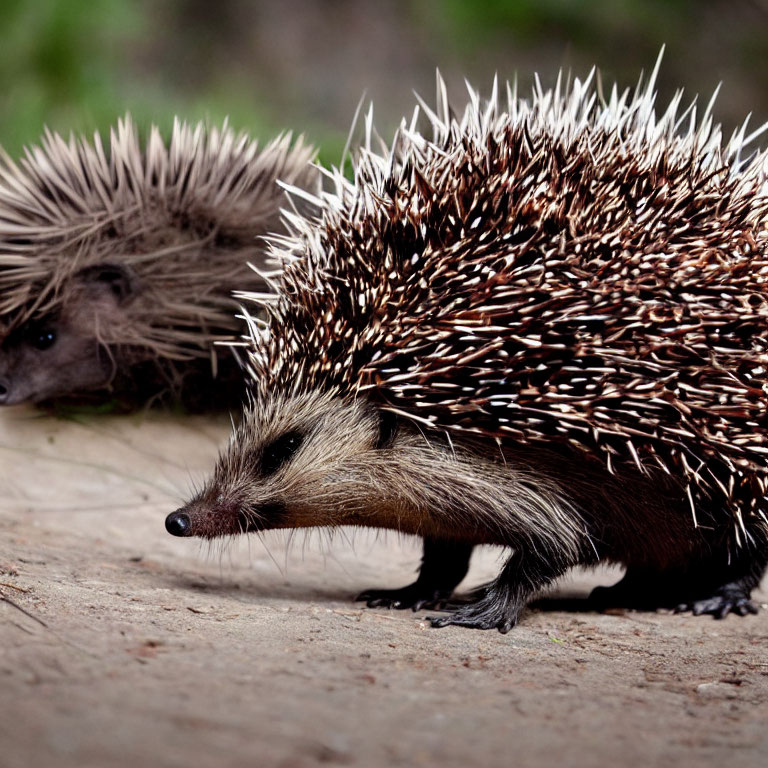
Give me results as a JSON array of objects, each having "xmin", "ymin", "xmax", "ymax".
[{"xmin": 0, "ymin": 406, "xmax": 767, "ymax": 768}]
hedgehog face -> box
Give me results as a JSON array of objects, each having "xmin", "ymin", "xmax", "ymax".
[
  {"xmin": 165, "ymin": 391, "xmax": 432, "ymax": 539},
  {"xmin": 0, "ymin": 264, "xmax": 136, "ymax": 405},
  {"xmin": 0, "ymin": 314, "xmax": 110, "ymax": 405},
  {"xmin": 167, "ymin": 390, "xmax": 590, "ymax": 556}
]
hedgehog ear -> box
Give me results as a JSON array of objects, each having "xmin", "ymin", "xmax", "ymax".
[
  {"xmin": 375, "ymin": 409, "xmax": 400, "ymax": 449},
  {"xmin": 75, "ymin": 263, "xmax": 138, "ymax": 306}
]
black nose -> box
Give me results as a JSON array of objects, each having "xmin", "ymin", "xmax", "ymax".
[
  {"xmin": 165, "ymin": 511, "xmax": 191, "ymax": 537},
  {"xmin": 0, "ymin": 376, "xmax": 10, "ymax": 404}
]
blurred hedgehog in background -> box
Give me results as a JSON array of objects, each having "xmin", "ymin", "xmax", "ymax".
[
  {"xmin": 167, "ymin": 60, "xmax": 768, "ymax": 631},
  {"xmin": 0, "ymin": 117, "xmax": 317, "ymax": 409}
]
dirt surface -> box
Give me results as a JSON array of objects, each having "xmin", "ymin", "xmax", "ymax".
[{"xmin": 1, "ymin": 406, "xmax": 766, "ymax": 768}]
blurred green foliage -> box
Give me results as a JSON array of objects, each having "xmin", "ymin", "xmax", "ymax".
[
  {"xmin": 0, "ymin": 0, "xmax": 766, "ymax": 166},
  {"xmin": 0, "ymin": 0, "xmax": 307, "ymax": 159},
  {"xmin": 429, "ymin": 0, "xmax": 696, "ymax": 45},
  {"xmin": 0, "ymin": 0, "xmax": 140, "ymax": 150}
]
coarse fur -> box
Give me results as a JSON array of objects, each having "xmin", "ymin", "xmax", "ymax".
[
  {"xmin": 0, "ymin": 117, "xmax": 317, "ymax": 408},
  {"xmin": 168, "ymin": 58, "xmax": 768, "ymax": 631}
]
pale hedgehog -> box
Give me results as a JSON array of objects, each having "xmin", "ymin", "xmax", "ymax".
[
  {"xmin": 0, "ymin": 117, "xmax": 317, "ymax": 408},
  {"xmin": 166, "ymin": 63, "xmax": 768, "ymax": 632}
]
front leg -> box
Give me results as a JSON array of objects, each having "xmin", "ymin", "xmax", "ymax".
[
  {"xmin": 430, "ymin": 545, "xmax": 572, "ymax": 633},
  {"xmin": 356, "ymin": 538, "xmax": 473, "ymax": 611}
]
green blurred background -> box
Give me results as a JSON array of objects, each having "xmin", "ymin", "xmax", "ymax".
[{"xmin": 1, "ymin": 0, "xmax": 767, "ymax": 165}]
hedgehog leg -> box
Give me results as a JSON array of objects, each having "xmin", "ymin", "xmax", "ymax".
[
  {"xmin": 672, "ymin": 548, "xmax": 767, "ymax": 619},
  {"xmin": 591, "ymin": 549, "xmax": 767, "ymax": 618},
  {"xmin": 429, "ymin": 547, "xmax": 570, "ymax": 633},
  {"xmin": 674, "ymin": 577, "xmax": 759, "ymax": 619},
  {"xmin": 356, "ymin": 538, "xmax": 473, "ymax": 611}
]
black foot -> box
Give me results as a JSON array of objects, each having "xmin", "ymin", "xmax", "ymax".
[
  {"xmin": 428, "ymin": 583, "xmax": 521, "ymax": 633},
  {"xmin": 674, "ymin": 584, "xmax": 759, "ymax": 619},
  {"xmin": 357, "ymin": 538, "xmax": 474, "ymax": 612},
  {"xmin": 355, "ymin": 584, "xmax": 452, "ymax": 611},
  {"xmin": 428, "ymin": 594, "xmax": 519, "ymax": 633},
  {"xmin": 590, "ymin": 566, "xmax": 763, "ymax": 619}
]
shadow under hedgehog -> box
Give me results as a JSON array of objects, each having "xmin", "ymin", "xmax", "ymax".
[{"xmin": 166, "ymin": 62, "xmax": 768, "ymax": 631}]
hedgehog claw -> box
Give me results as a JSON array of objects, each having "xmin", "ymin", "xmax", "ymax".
[
  {"xmin": 426, "ymin": 589, "xmax": 521, "ymax": 633},
  {"xmin": 673, "ymin": 578, "xmax": 759, "ymax": 619},
  {"xmin": 676, "ymin": 594, "xmax": 758, "ymax": 619},
  {"xmin": 591, "ymin": 567, "xmax": 762, "ymax": 620},
  {"xmin": 355, "ymin": 585, "xmax": 451, "ymax": 611},
  {"xmin": 427, "ymin": 608, "xmax": 517, "ymax": 633}
]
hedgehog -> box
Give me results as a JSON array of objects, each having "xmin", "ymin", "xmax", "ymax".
[
  {"xmin": 165, "ymin": 62, "xmax": 768, "ymax": 632},
  {"xmin": 0, "ymin": 117, "xmax": 317, "ymax": 409}
]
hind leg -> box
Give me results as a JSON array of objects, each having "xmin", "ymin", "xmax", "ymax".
[
  {"xmin": 672, "ymin": 548, "xmax": 766, "ymax": 618},
  {"xmin": 356, "ymin": 538, "xmax": 473, "ymax": 611},
  {"xmin": 591, "ymin": 547, "xmax": 767, "ymax": 618}
]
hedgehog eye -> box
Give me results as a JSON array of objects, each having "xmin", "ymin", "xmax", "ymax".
[
  {"xmin": 26, "ymin": 327, "xmax": 57, "ymax": 351},
  {"xmin": 261, "ymin": 431, "xmax": 303, "ymax": 476}
]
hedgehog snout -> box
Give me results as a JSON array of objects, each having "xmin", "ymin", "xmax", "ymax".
[
  {"xmin": 165, "ymin": 510, "xmax": 192, "ymax": 537},
  {"xmin": 0, "ymin": 375, "xmax": 10, "ymax": 404},
  {"xmin": 166, "ymin": 493, "xmax": 271, "ymax": 538}
]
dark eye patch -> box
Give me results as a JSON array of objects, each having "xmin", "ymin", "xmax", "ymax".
[{"xmin": 261, "ymin": 431, "xmax": 303, "ymax": 476}]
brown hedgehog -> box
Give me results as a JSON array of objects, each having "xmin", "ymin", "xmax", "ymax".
[
  {"xmin": 0, "ymin": 117, "xmax": 316, "ymax": 409},
  {"xmin": 166, "ymin": 63, "xmax": 768, "ymax": 632}
]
